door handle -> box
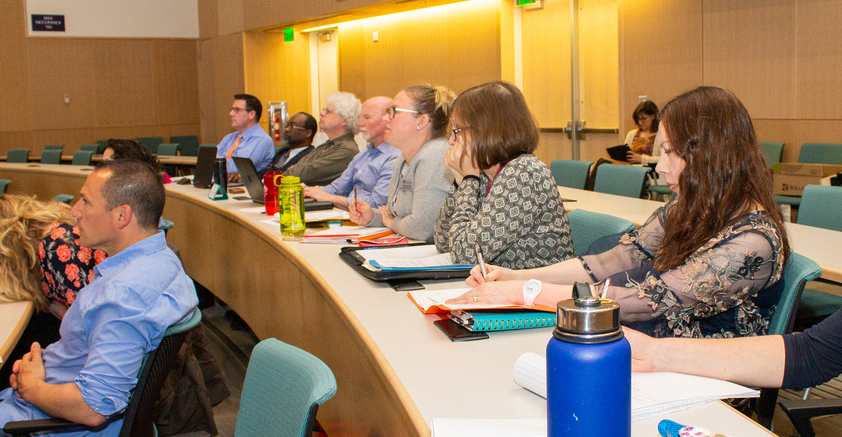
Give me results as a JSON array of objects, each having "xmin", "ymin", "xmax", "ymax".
[{"xmin": 563, "ymin": 121, "xmax": 618, "ymax": 140}]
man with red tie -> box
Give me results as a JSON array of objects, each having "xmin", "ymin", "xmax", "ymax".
[{"xmin": 216, "ymin": 93, "xmax": 274, "ymax": 183}]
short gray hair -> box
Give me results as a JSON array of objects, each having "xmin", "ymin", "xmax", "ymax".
[{"xmin": 326, "ymin": 92, "xmax": 362, "ymax": 134}]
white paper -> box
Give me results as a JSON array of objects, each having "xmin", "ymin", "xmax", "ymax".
[
  {"xmin": 511, "ymin": 352, "xmax": 759, "ymax": 420},
  {"xmin": 305, "ymin": 209, "xmax": 350, "ymax": 222},
  {"xmin": 356, "ymin": 244, "xmax": 441, "ymax": 262},
  {"xmin": 408, "ymin": 288, "xmax": 536, "ymax": 311},
  {"xmin": 239, "ymin": 206, "xmax": 266, "ymax": 214},
  {"xmin": 431, "ymin": 418, "xmax": 545, "ymax": 437}
]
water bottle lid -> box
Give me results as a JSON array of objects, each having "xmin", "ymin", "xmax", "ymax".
[
  {"xmin": 553, "ymin": 297, "xmax": 623, "ymax": 344},
  {"xmin": 280, "ymin": 176, "xmax": 300, "ymax": 185}
]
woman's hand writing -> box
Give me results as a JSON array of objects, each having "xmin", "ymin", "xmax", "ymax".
[{"xmin": 465, "ymin": 264, "xmax": 512, "ymax": 287}]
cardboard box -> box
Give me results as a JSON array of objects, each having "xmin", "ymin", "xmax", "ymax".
[{"xmin": 772, "ymin": 163, "xmax": 842, "ymax": 196}]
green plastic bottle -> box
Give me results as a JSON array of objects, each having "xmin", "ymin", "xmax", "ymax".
[{"xmin": 278, "ymin": 176, "xmax": 305, "ymax": 239}]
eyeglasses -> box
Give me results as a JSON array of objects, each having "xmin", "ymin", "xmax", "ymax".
[
  {"xmin": 386, "ymin": 105, "xmax": 422, "ymax": 120},
  {"xmin": 450, "ymin": 126, "xmax": 472, "ymax": 140},
  {"xmin": 230, "ymin": 107, "xmax": 249, "ymax": 113},
  {"xmin": 285, "ymin": 122, "xmax": 306, "ymax": 131},
  {"xmin": 322, "ymin": 107, "xmax": 336, "ymax": 115}
]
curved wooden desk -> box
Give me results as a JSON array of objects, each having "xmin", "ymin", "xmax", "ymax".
[{"xmin": 0, "ymin": 163, "xmax": 780, "ymax": 436}]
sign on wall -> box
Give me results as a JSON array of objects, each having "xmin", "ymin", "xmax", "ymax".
[{"xmin": 26, "ymin": 0, "xmax": 199, "ymax": 38}]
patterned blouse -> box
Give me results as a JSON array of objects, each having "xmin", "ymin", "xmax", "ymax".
[
  {"xmin": 580, "ymin": 204, "xmax": 786, "ymax": 338},
  {"xmin": 38, "ymin": 222, "xmax": 107, "ymax": 307},
  {"xmin": 434, "ymin": 154, "xmax": 576, "ymax": 269}
]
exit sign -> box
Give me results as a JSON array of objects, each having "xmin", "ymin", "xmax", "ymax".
[{"xmin": 516, "ymin": 0, "xmax": 543, "ymax": 9}]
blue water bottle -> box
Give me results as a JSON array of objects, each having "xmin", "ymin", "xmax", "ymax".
[{"xmin": 546, "ymin": 291, "xmax": 631, "ymax": 437}]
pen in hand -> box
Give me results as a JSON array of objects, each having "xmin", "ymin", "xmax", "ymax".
[
  {"xmin": 475, "ymin": 243, "xmax": 487, "ymax": 279},
  {"xmin": 353, "ymin": 186, "xmax": 358, "ymax": 209}
]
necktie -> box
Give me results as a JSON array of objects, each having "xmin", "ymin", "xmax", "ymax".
[{"xmin": 226, "ymin": 133, "xmax": 243, "ymax": 160}]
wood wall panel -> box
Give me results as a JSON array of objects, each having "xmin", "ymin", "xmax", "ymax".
[
  {"xmin": 210, "ymin": 33, "xmax": 246, "ymax": 143},
  {"xmin": 795, "ymin": 0, "xmax": 842, "ymax": 119},
  {"xmin": 521, "ymin": 0, "xmax": 571, "ymax": 128},
  {"xmin": 620, "ymin": 0, "xmax": 703, "ymax": 136},
  {"xmin": 216, "ymin": 0, "xmax": 245, "ymax": 36},
  {"xmin": 0, "ymin": 0, "xmax": 32, "ymax": 134},
  {"xmin": 703, "ymin": 0, "xmax": 796, "ymax": 119},
  {"xmin": 198, "ymin": 39, "xmax": 217, "ymax": 143},
  {"xmin": 753, "ymin": 119, "xmax": 798, "ymax": 162},
  {"xmin": 243, "ymin": 31, "xmax": 311, "ymax": 121},
  {"xmin": 198, "ymin": 0, "xmax": 219, "ymax": 39},
  {"xmin": 578, "ymin": 0, "xmax": 619, "ymax": 129},
  {"xmin": 153, "ymin": 40, "xmax": 201, "ymax": 127},
  {"xmin": 337, "ymin": 0, "xmax": 501, "ymax": 99},
  {"xmin": 92, "ymin": 40, "xmax": 157, "ymax": 127}
]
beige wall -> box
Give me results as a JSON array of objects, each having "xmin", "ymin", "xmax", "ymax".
[
  {"xmin": 620, "ymin": 0, "xmax": 842, "ymax": 163},
  {"xmin": 0, "ymin": 0, "xmax": 200, "ymax": 155}
]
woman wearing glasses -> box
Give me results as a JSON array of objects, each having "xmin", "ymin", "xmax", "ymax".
[
  {"xmin": 434, "ymin": 81, "xmax": 575, "ymax": 268},
  {"xmin": 349, "ymin": 85, "xmax": 455, "ymax": 242}
]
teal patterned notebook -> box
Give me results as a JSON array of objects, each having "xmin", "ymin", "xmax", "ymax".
[{"xmin": 449, "ymin": 309, "xmax": 556, "ymax": 332}]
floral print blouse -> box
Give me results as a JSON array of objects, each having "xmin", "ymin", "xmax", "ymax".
[
  {"xmin": 38, "ymin": 222, "xmax": 107, "ymax": 308},
  {"xmin": 580, "ymin": 204, "xmax": 786, "ymax": 339}
]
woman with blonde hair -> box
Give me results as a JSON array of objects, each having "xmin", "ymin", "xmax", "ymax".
[
  {"xmin": 350, "ymin": 85, "xmax": 456, "ymax": 242},
  {"xmin": 0, "ymin": 195, "xmax": 105, "ymax": 316}
]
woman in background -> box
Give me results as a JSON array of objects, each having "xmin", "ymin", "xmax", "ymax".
[
  {"xmin": 0, "ymin": 194, "xmax": 105, "ymax": 318},
  {"xmin": 349, "ymin": 85, "xmax": 455, "ymax": 242},
  {"xmin": 434, "ymin": 81, "xmax": 575, "ymax": 268},
  {"xmin": 624, "ymin": 100, "xmax": 660, "ymax": 164},
  {"xmin": 103, "ymin": 138, "xmax": 172, "ymax": 183},
  {"xmin": 450, "ymin": 87, "xmax": 789, "ymax": 339}
]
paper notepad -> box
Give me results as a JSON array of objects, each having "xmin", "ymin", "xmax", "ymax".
[
  {"xmin": 512, "ymin": 352, "xmax": 759, "ymax": 420},
  {"xmin": 356, "ymin": 244, "xmax": 472, "ymax": 272},
  {"xmin": 301, "ymin": 226, "xmax": 393, "ymax": 244},
  {"xmin": 407, "ymin": 289, "xmax": 556, "ymax": 314}
]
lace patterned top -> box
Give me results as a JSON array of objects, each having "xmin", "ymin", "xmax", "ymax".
[
  {"xmin": 434, "ymin": 154, "xmax": 575, "ymax": 269},
  {"xmin": 580, "ymin": 204, "xmax": 786, "ymax": 338},
  {"xmin": 38, "ymin": 222, "xmax": 107, "ymax": 308}
]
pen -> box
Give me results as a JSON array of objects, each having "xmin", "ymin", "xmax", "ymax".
[
  {"xmin": 476, "ymin": 243, "xmax": 487, "ymax": 279},
  {"xmin": 600, "ymin": 278, "xmax": 610, "ymax": 299},
  {"xmin": 353, "ymin": 186, "xmax": 358, "ymax": 208}
]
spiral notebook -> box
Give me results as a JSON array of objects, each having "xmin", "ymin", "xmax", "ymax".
[{"xmin": 449, "ymin": 309, "xmax": 557, "ymax": 332}]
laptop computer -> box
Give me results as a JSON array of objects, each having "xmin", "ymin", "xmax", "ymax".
[
  {"xmin": 233, "ymin": 157, "xmax": 265, "ymax": 204},
  {"xmin": 192, "ymin": 146, "xmax": 217, "ymax": 188}
]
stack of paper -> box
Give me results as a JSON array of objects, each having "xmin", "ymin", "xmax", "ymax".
[
  {"xmin": 356, "ymin": 245, "xmax": 473, "ymax": 273},
  {"xmin": 301, "ymin": 226, "xmax": 394, "ymax": 244},
  {"xmin": 512, "ymin": 352, "xmax": 759, "ymax": 420},
  {"xmin": 407, "ymin": 288, "xmax": 555, "ymax": 314}
]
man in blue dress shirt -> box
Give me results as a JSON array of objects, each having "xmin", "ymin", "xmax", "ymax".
[
  {"xmin": 217, "ymin": 93, "xmax": 274, "ymax": 182},
  {"xmin": 302, "ymin": 96, "xmax": 400, "ymax": 210},
  {"xmin": 0, "ymin": 160, "xmax": 198, "ymax": 436}
]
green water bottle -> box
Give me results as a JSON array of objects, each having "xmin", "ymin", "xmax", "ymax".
[{"xmin": 278, "ymin": 176, "xmax": 305, "ymax": 239}]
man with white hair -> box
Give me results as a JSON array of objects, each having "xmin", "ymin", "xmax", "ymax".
[
  {"xmin": 284, "ymin": 92, "xmax": 361, "ymax": 186},
  {"xmin": 302, "ymin": 96, "xmax": 399, "ymax": 210}
]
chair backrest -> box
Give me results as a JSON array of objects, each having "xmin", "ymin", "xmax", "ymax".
[
  {"xmin": 7, "ymin": 149, "xmax": 30, "ymax": 163},
  {"xmin": 40, "ymin": 149, "xmax": 63, "ymax": 164},
  {"xmin": 96, "ymin": 139, "xmax": 110, "ymax": 154},
  {"xmin": 72, "ymin": 150, "xmax": 95, "ymax": 166},
  {"xmin": 0, "ymin": 179, "xmax": 10, "ymax": 194},
  {"xmin": 157, "ymin": 143, "xmax": 180, "ymax": 156},
  {"xmin": 796, "ymin": 185, "xmax": 842, "ymax": 232},
  {"xmin": 593, "ymin": 164, "xmax": 651, "ymax": 198},
  {"xmin": 235, "ymin": 338, "xmax": 337, "ymax": 437},
  {"xmin": 567, "ymin": 209, "xmax": 635, "ymax": 254},
  {"xmin": 136, "ymin": 137, "xmax": 164, "ymax": 155},
  {"xmin": 550, "ymin": 159, "xmax": 592, "ymax": 189},
  {"xmin": 759, "ymin": 141, "xmax": 784, "ymax": 169},
  {"xmin": 798, "ymin": 143, "xmax": 842, "ymax": 165},
  {"xmin": 767, "ymin": 252, "xmax": 822, "ymax": 335},
  {"xmin": 79, "ymin": 144, "xmax": 99, "ymax": 152},
  {"xmin": 169, "ymin": 136, "xmax": 199, "ymax": 156},
  {"xmin": 44, "ymin": 144, "xmax": 64, "ymax": 151},
  {"xmin": 119, "ymin": 307, "xmax": 202, "ymax": 437},
  {"xmin": 54, "ymin": 194, "xmax": 74, "ymax": 204}
]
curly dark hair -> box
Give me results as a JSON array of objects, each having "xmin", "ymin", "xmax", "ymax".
[{"xmin": 105, "ymin": 139, "xmax": 163, "ymax": 173}]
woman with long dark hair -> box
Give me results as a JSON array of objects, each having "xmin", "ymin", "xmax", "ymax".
[{"xmin": 449, "ymin": 86, "xmax": 789, "ymax": 338}]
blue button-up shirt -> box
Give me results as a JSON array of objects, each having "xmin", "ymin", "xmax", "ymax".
[
  {"xmin": 0, "ymin": 232, "xmax": 198, "ymax": 436},
  {"xmin": 216, "ymin": 123, "xmax": 274, "ymax": 173},
  {"xmin": 323, "ymin": 142, "xmax": 400, "ymax": 208}
]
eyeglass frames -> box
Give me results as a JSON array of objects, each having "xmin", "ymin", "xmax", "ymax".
[
  {"xmin": 449, "ymin": 126, "xmax": 472, "ymax": 140},
  {"xmin": 386, "ymin": 105, "xmax": 422, "ymax": 120}
]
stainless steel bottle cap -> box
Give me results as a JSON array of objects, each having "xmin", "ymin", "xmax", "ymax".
[{"xmin": 553, "ymin": 296, "xmax": 623, "ymax": 344}]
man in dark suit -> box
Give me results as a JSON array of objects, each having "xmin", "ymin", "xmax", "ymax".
[{"xmin": 259, "ymin": 112, "xmax": 317, "ymax": 177}]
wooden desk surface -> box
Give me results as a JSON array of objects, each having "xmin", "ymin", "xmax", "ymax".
[
  {"xmin": 0, "ymin": 163, "xmax": 778, "ymax": 436},
  {"xmin": 0, "ymin": 301, "xmax": 34, "ymax": 369}
]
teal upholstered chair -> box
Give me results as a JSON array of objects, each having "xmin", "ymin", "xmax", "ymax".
[
  {"xmin": 3, "ymin": 307, "xmax": 202, "ymax": 437},
  {"xmin": 79, "ymin": 144, "xmax": 98, "ymax": 152},
  {"xmin": 54, "ymin": 194, "xmax": 74, "ymax": 204},
  {"xmin": 798, "ymin": 143, "xmax": 842, "ymax": 165},
  {"xmin": 40, "ymin": 149, "xmax": 63, "ymax": 164},
  {"xmin": 753, "ymin": 252, "xmax": 823, "ymax": 429},
  {"xmin": 0, "ymin": 179, "xmax": 10, "ymax": 194},
  {"xmin": 593, "ymin": 164, "xmax": 651, "ymax": 198},
  {"xmin": 234, "ymin": 338, "xmax": 337, "ymax": 437},
  {"xmin": 71, "ymin": 150, "xmax": 95, "ymax": 165},
  {"xmin": 44, "ymin": 144, "xmax": 64, "ymax": 151},
  {"xmin": 157, "ymin": 143, "xmax": 180, "ymax": 156},
  {"xmin": 759, "ymin": 141, "xmax": 784, "ymax": 169},
  {"xmin": 136, "ymin": 137, "xmax": 164, "ymax": 155},
  {"xmin": 550, "ymin": 159, "xmax": 591, "ymax": 189},
  {"xmin": 7, "ymin": 149, "xmax": 30, "ymax": 163},
  {"xmin": 96, "ymin": 139, "xmax": 109, "ymax": 154},
  {"xmin": 793, "ymin": 185, "xmax": 842, "ymax": 329},
  {"xmin": 567, "ymin": 209, "xmax": 635, "ymax": 255},
  {"xmin": 170, "ymin": 135, "xmax": 199, "ymax": 156}
]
